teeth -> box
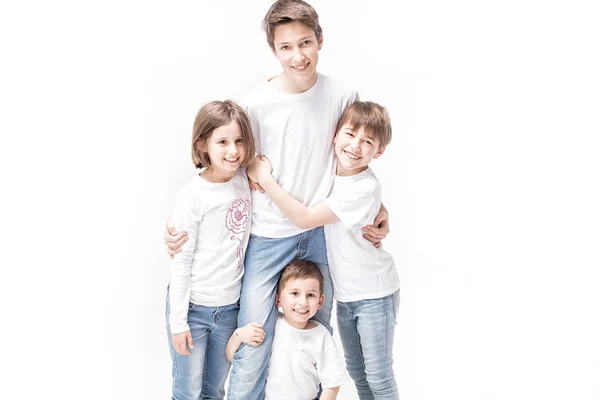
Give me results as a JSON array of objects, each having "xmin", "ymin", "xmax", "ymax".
[
  {"xmin": 292, "ymin": 63, "xmax": 308, "ymax": 70},
  {"xmin": 345, "ymin": 151, "xmax": 359, "ymax": 160}
]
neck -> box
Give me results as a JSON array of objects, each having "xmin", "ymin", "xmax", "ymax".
[
  {"xmin": 283, "ymin": 315, "xmax": 309, "ymax": 330},
  {"xmin": 336, "ymin": 161, "xmax": 368, "ymax": 177},
  {"xmin": 200, "ymin": 168, "xmax": 235, "ymax": 183},
  {"xmin": 275, "ymin": 71, "xmax": 318, "ymax": 94}
]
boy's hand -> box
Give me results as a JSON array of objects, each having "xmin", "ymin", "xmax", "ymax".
[
  {"xmin": 235, "ymin": 322, "xmax": 266, "ymax": 346},
  {"xmin": 362, "ymin": 211, "xmax": 389, "ymax": 248},
  {"xmin": 164, "ymin": 217, "xmax": 188, "ymax": 259},
  {"xmin": 247, "ymin": 156, "xmax": 273, "ymax": 187},
  {"xmin": 171, "ymin": 331, "xmax": 194, "ymax": 355}
]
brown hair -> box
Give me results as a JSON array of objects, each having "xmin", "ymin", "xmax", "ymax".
[
  {"xmin": 191, "ymin": 100, "xmax": 256, "ymax": 169},
  {"xmin": 335, "ymin": 101, "xmax": 392, "ymax": 148},
  {"xmin": 262, "ymin": 0, "xmax": 322, "ymax": 51},
  {"xmin": 277, "ymin": 259, "xmax": 324, "ymax": 295}
]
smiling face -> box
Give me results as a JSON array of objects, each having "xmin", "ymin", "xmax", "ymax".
[
  {"xmin": 276, "ymin": 277, "xmax": 324, "ymax": 329},
  {"xmin": 334, "ymin": 123, "xmax": 386, "ymax": 176},
  {"xmin": 272, "ymin": 20, "xmax": 322, "ymax": 93},
  {"xmin": 202, "ymin": 120, "xmax": 246, "ymax": 182}
]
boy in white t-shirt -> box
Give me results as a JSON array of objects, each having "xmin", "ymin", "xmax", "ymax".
[
  {"xmin": 248, "ymin": 101, "xmax": 400, "ymax": 399},
  {"xmin": 226, "ymin": 259, "xmax": 346, "ymax": 400}
]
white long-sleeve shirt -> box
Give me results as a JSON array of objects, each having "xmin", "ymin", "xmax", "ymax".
[{"xmin": 168, "ymin": 169, "xmax": 251, "ymax": 334}]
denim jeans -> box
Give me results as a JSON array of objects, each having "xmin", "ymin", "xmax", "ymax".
[
  {"xmin": 226, "ymin": 226, "xmax": 333, "ymax": 400},
  {"xmin": 166, "ymin": 294, "xmax": 239, "ymax": 400},
  {"xmin": 336, "ymin": 290, "xmax": 400, "ymax": 400}
]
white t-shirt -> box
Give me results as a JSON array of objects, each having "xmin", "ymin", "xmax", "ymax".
[
  {"xmin": 168, "ymin": 169, "xmax": 251, "ymax": 334},
  {"xmin": 239, "ymin": 73, "xmax": 358, "ymax": 238},
  {"xmin": 265, "ymin": 313, "xmax": 347, "ymax": 400},
  {"xmin": 324, "ymin": 167, "xmax": 399, "ymax": 302}
]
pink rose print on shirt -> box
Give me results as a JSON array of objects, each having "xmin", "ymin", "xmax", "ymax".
[{"xmin": 225, "ymin": 198, "xmax": 251, "ymax": 270}]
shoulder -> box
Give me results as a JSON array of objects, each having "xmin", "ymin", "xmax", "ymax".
[
  {"xmin": 318, "ymin": 74, "xmax": 359, "ymax": 101},
  {"xmin": 172, "ymin": 176, "xmax": 206, "ymax": 215},
  {"xmin": 335, "ymin": 172, "xmax": 379, "ymax": 197},
  {"xmin": 238, "ymin": 79, "xmax": 276, "ymax": 109}
]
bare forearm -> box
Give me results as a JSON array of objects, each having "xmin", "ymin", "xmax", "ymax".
[
  {"xmin": 320, "ymin": 387, "xmax": 339, "ymax": 400},
  {"xmin": 262, "ymin": 177, "xmax": 316, "ymax": 229}
]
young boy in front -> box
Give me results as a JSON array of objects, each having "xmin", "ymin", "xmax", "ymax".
[
  {"xmin": 248, "ymin": 101, "xmax": 400, "ymax": 399},
  {"xmin": 226, "ymin": 259, "xmax": 346, "ymax": 400}
]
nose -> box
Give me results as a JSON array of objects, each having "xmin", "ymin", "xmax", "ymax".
[
  {"xmin": 349, "ymin": 137, "xmax": 361, "ymax": 151},
  {"xmin": 293, "ymin": 47, "xmax": 305, "ymax": 62},
  {"xmin": 227, "ymin": 142, "xmax": 239, "ymax": 155}
]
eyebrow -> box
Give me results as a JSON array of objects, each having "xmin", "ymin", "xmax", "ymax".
[{"xmin": 275, "ymin": 36, "xmax": 313, "ymax": 46}]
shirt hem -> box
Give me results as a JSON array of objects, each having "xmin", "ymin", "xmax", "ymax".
[{"xmin": 334, "ymin": 286, "xmax": 399, "ymax": 303}]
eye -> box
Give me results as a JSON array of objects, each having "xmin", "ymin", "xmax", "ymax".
[
  {"xmin": 345, "ymin": 132, "xmax": 354, "ymax": 137},
  {"xmin": 365, "ymin": 140, "xmax": 373, "ymax": 146},
  {"xmin": 280, "ymin": 45, "xmax": 290, "ymax": 51},
  {"xmin": 290, "ymin": 291, "xmax": 299, "ymax": 296},
  {"xmin": 235, "ymin": 138, "xmax": 244, "ymax": 144},
  {"xmin": 302, "ymin": 40, "xmax": 311, "ymax": 46},
  {"xmin": 217, "ymin": 140, "xmax": 227, "ymax": 145},
  {"xmin": 308, "ymin": 293, "xmax": 316, "ymax": 297}
]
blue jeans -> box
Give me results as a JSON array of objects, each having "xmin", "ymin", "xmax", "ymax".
[
  {"xmin": 337, "ymin": 291, "xmax": 400, "ymax": 400},
  {"xmin": 166, "ymin": 294, "xmax": 239, "ymax": 400},
  {"xmin": 226, "ymin": 226, "xmax": 333, "ymax": 400}
]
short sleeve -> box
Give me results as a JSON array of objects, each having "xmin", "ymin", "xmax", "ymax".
[
  {"xmin": 325, "ymin": 179, "xmax": 377, "ymax": 230},
  {"xmin": 317, "ymin": 333, "xmax": 347, "ymax": 389}
]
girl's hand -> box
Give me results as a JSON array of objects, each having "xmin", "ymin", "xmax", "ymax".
[
  {"xmin": 164, "ymin": 217, "xmax": 188, "ymax": 259},
  {"xmin": 171, "ymin": 331, "xmax": 194, "ymax": 355},
  {"xmin": 362, "ymin": 211, "xmax": 389, "ymax": 248},
  {"xmin": 236, "ymin": 323, "xmax": 266, "ymax": 346}
]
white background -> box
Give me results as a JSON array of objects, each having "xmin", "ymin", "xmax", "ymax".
[{"xmin": 1, "ymin": 0, "xmax": 599, "ymax": 399}]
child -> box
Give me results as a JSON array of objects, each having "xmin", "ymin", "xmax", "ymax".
[
  {"xmin": 165, "ymin": 2, "xmax": 390, "ymax": 398},
  {"xmin": 166, "ymin": 100, "xmax": 258, "ymax": 399},
  {"xmin": 226, "ymin": 259, "xmax": 347, "ymax": 400},
  {"xmin": 248, "ymin": 101, "xmax": 400, "ymax": 399}
]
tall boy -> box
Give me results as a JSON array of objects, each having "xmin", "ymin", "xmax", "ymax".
[
  {"xmin": 165, "ymin": 1, "xmax": 389, "ymax": 398},
  {"xmin": 248, "ymin": 101, "xmax": 400, "ymax": 398},
  {"xmin": 226, "ymin": 260, "xmax": 346, "ymax": 400}
]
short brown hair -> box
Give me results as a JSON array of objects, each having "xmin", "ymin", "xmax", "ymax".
[
  {"xmin": 277, "ymin": 259, "xmax": 324, "ymax": 295},
  {"xmin": 335, "ymin": 101, "xmax": 392, "ymax": 148},
  {"xmin": 262, "ymin": 0, "xmax": 322, "ymax": 51},
  {"xmin": 191, "ymin": 100, "xmax": 256, "ymax": 169}
]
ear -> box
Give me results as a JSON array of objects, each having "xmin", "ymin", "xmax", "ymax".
[
  {"xmin": 333, "ymin": 132, "xmax": 338, "ymax": 144},
  {"xmin": 318, "ymin": 33, "xmax": 323, "ymax": 51},
  {"xmin": 275, "ymin": 293, "xmax": 280, "ymax": 307},
  {"xmin": 316, "ymin": 294, "xmax": 324, "ymax": 310},
  {"xmin": 373, "ymin": 146, "xmax": 386, "ymax": 159}
]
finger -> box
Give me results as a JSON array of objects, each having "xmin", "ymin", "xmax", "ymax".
[
  {"xmin": 177, "ymin": 343, "xmax": 190, "ymax": 355},
  {"xmin": 250, "ymin": 323, "xmax": 263, "ymax": 328},
  {"xmin": 186, "ymin": 332, "xmax": 194, "ymax": 350},
  {"xmin": 249, "ymin": 180, "xmax": 259, "ymax": 191},
  {"xmin": 168, "ymin": 234, "xmax": 189, "ymax": 251},
  {"xmin": 254, "ymin": 182, "xmax": 265, "ymax": 193},
  {"xmin": 363, "ymin": 233, "xmax": 382, "ymax": 245},
  {"xmin": 361, "ymin": 227, "xmax": 385, "ymax": 240}
]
